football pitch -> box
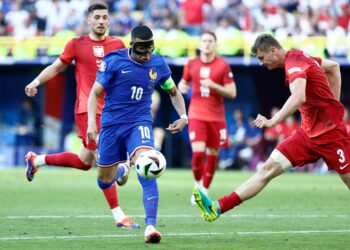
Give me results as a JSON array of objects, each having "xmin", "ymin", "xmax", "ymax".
[{"xmin": 0, "ymin": 168, "xmax": 349, "ymax": 249}]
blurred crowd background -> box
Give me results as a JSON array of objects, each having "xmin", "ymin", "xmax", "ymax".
[
  {"xmin": 1, "ymin": 0, "xmax": 350, "ymax": 58},
  {"xmin": 0, "ymin": 0, "xmax": 350, "ymax": 171}
]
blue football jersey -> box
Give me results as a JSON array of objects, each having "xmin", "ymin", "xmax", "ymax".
[{"xmin": 96, "ymin": 48, "xmax": 171, "ymax": 127}]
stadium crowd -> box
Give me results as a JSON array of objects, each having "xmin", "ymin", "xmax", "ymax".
[{"xmin": 1, "ymin": 0, "xmax": 350, "ymax": 57}]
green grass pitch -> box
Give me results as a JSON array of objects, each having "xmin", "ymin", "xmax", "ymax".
[{"xmin": 0, "ymin": 168, "xmax": 349, "ymax": 249}]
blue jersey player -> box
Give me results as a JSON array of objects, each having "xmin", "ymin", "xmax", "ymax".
[{"xmin": 87, "ymin": 25, "xmax": 188, "ymax": 244}]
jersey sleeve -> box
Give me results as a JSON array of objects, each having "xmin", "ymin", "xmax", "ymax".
[
  {"xmin": 285, "ymin": 54, "xmax": 307, "ymax": 84},
  {"xmin": 221, "ymin": 61, "xmax": 235, "ymax": 84},
  {"xmin": 182, "ymin": 60, "xmax": 191, "ymax": 82},
  {"xmin": 311, "ymin": 56, "xmax": 322, "ymax": 66},
  {"xmin": 95, "ymin": 53, "xmax": 116, "ymax": 87},
  {"xmin": 59, "ymin": 39, "xmax": 75, "ymax": 65}
]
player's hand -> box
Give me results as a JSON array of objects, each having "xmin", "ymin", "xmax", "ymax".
[
  {"xmin": 254, "ymin": 114, "xmax": 274, "ymax": 128},
  {"xmin": 166, "ymin": 118, "xmax": 187, "ymax": 134},
  {"xmin": 87, "ymin": 122, "xmax": 98, "ymax": 144},
  {"xmin": 25, "ymin": 81, "xmax": 39, "ymax": 97},
  {"xmin": 178, "ymin": 81, "xmax": 189, "ymax": 94},
  {"xmin": 200, "ymin": 79, "xmax": 215, "ymax": 89}
]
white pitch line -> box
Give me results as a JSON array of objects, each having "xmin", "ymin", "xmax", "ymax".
[
  {"xmin": 1, "ymin": 230, "xmax": 350, "ymax": 241},
  {"xmin": 1, "ymin": 214, "xmax": 349, "ymax": 220}
]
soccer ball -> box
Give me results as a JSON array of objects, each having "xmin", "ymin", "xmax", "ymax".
[{"xmin": 135, "ymin": 150, "xmax": 166, "ymax": 179}]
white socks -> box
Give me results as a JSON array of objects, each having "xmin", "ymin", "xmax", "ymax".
[
  {"xmin": 112, "ymin": 206, "xmax": 126, "ymax": 223},
  {"xmin": 33, "ymin": 155, "xmax": 46, "ymax": 167}
]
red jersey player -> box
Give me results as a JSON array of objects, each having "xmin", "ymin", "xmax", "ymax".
[
  {"xmin": 178, "ymin": 31, "xmax": 236, "ymax": 203},
  {"xmin": 193, "ymin": 34, "xmax": 350, "ymax": 222},
  {"xmin": 24, "ymin": 2, "xmax": 139, "ymax": 229}
]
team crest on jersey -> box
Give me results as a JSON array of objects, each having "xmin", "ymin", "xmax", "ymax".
[
  {"xmin": 149, "ymin": 67, "xmax": 158, "ymax": 82},
  {"xmin": 93, "ymin": 46, "xmax": 104, "ymax": 57},
  {"xmin": 200, "ymin": 67, "xmax": 210, "ymax": 78}
]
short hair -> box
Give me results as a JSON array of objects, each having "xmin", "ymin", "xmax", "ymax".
[
  {"xmin": 251, "ymin": 34, "xmax": 282, "ymax": 56},
  {"xmin": 88, "ymin": 1, "xmax": 108, "ymax": 14},
  {"xmin": 131, "ymin": 25, "xmax": 153, "ymax": 40},
  {"xmin": 201, "ymin": 31, "xmax": 217, "ymax": 41}
]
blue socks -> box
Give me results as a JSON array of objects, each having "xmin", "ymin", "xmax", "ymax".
[
  {"xmin": 138, "ymin": 174, "xmax": 158, "ymax": 227},
  {"xmin": 115, "ymin": 164, "xmax": 126, "ymax": 180}
]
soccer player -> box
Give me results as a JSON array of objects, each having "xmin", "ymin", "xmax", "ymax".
[
  {"xmin": 23, "ymin": 2, "xmax": 139, "ymax": 229},
  {"xmin": 87, "ymin": 25, "xmax": 187, "ymax": 243},
  {"xmin": 193, "ymin": 34, "xmax": 350, "ymax": 222},
  {"xmin": 178, "ymin": 31, "xmax": 236, "ymax": 203}
]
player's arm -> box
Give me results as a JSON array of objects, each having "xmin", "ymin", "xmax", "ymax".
[
  {"xmin": 178, "ymin": 78, "xmax": 190, "ymax": 94},
  {"xmin": 200, "ymin": 79, "xmax": 236, "ymax": 99},
  {"xmin": 320, "ymin": 58, "xmax": 341, "ymax": 100},
  {"xmin": 87, "ymin": 81, "xmax": 105, "ymax": 143},
  {"xmin": 254, "ymin": 78, "xmax": 306, "ymax": 128},
  {"xmin": 25, "ymin": 58, "xmax": 67, "ymax": 97},
  {"xmin": 162, "ymin": 77, "xmax": 188, "ymax": 133}
]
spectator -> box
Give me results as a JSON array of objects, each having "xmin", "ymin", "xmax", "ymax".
[
  {"xmin": 16, "ymin": 98, "xmax": 40, "ymax": 147},
  {"xmin": 219, "ymin": 108, "xmax": 248, "ymax": 169},
  {"xmin": 179, "ymin": 0, "xmax": 211, "ymax": 36}
]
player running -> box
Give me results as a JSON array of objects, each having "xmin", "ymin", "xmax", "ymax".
[
  {"xmin": 24, "ymin": 2, "xmax": 139, "ymax": 229},
  {"xmin": 193, "ymin": 34, "xmax": 350, "ymax": 222}
]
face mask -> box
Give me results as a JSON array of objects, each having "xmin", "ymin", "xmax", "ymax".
[{"xmin": 132, "ymin": 40, "xmax": 155, "ymax": 55}]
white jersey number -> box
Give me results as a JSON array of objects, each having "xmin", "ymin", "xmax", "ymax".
[
  {"xmin": 139, "ymin": 126, "xmax": 151, "ymax": 139},
  {"xmin": 131, "ymin": 86, "xmax": 144, "ymax": 100},
  {"xmin": 337, "ymin": 149, "xmax": 346, "ymax": 163},
  {"xmin": 200, "ymin": 86, "xmax": 210, "ymax": 97}
]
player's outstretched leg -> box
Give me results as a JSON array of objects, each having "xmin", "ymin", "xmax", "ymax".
[
  {"xmin": 193, "ymin": 187, "xmax": 220, "ymax": 222},
  {"xmin": 25, "ymin": 151, "xmax": 38, "ymax": 182},
  {"xmin": 144, "ymin": 225, "xmax": 161, "ymax": 243},
  {"xmin": 116, "ymin": 163, "xmax": 130, "ymax": 186}
]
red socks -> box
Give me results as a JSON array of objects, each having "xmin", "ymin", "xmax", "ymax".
[
  {"xmin": 202, "ymin": 154, "xmax": 218, "ymax": 189},
  {"xmin": 102, "ymin": 182, "xmax": 119, "ymax": 209},
  {"xmin": 218, "ymin": 192, "xmax": 242, "ymax": 214},
  {"xmin": 191, "ymin": 152, "xmax": 205, "ymax": 181},
  {"xmin": 45, "ymin": 152, "xmax": 91, "ymax": 171}
]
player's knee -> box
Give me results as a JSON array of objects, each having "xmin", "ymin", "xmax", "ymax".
[
  {"xmin": 97, "ymin": 172, "xmax": 115, "ymax": 183},
  {"xmin": 256, "ymin": 161, "xmax": 281, "ymax": 182}
]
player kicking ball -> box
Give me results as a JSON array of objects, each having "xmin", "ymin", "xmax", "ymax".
[
  {"xmin": 87, "ymin": 25, "xmax": 187, "ymax": 243},
  {"xmin": 194, "ymin": 34, "xmax": 350, "ymax": 222}
]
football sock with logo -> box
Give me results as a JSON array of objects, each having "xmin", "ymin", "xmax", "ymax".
[
  {"xmin": 202, "ymin": 154, "xmax": 218, "ymax": 189},
  {"xmin": 192, "ymin": 152, "xmax": 205, "ymax": 182},
  {"xmin": 218, "ymin": 192, "xmax": 242, "ymax": 214},
  {"xmin": 138, "ymin": 174, "xmax": 158, "ymax": 227},
  {"xmin": 45, "ymin": 152, "xmax": 91, "ymax": 170}
]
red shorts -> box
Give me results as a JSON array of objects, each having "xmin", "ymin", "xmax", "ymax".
[
  {"xmin": 75, "ymin": 113, "xmax": 101, "ymax": 150},
  {"xmin": 276, "ymin": 124, "xmax": 350, "ymax": 174},
  {"xmin": 188, "ymin": 119, "xmax": 228, "ymax": 148}
]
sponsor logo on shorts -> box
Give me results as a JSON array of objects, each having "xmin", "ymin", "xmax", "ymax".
[{"xmin": 340, "ymin": 163, "xmax": 349, "ymax": 170}]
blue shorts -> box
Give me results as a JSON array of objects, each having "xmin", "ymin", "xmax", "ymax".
[{"xmin": 97, "ymin": 122, "xmax": 154, "ymax": 167}]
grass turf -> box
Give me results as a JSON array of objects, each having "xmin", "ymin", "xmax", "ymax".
[{"xmin": 0, "ymin": 168, "xmax": 349, "ymax": 249}]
